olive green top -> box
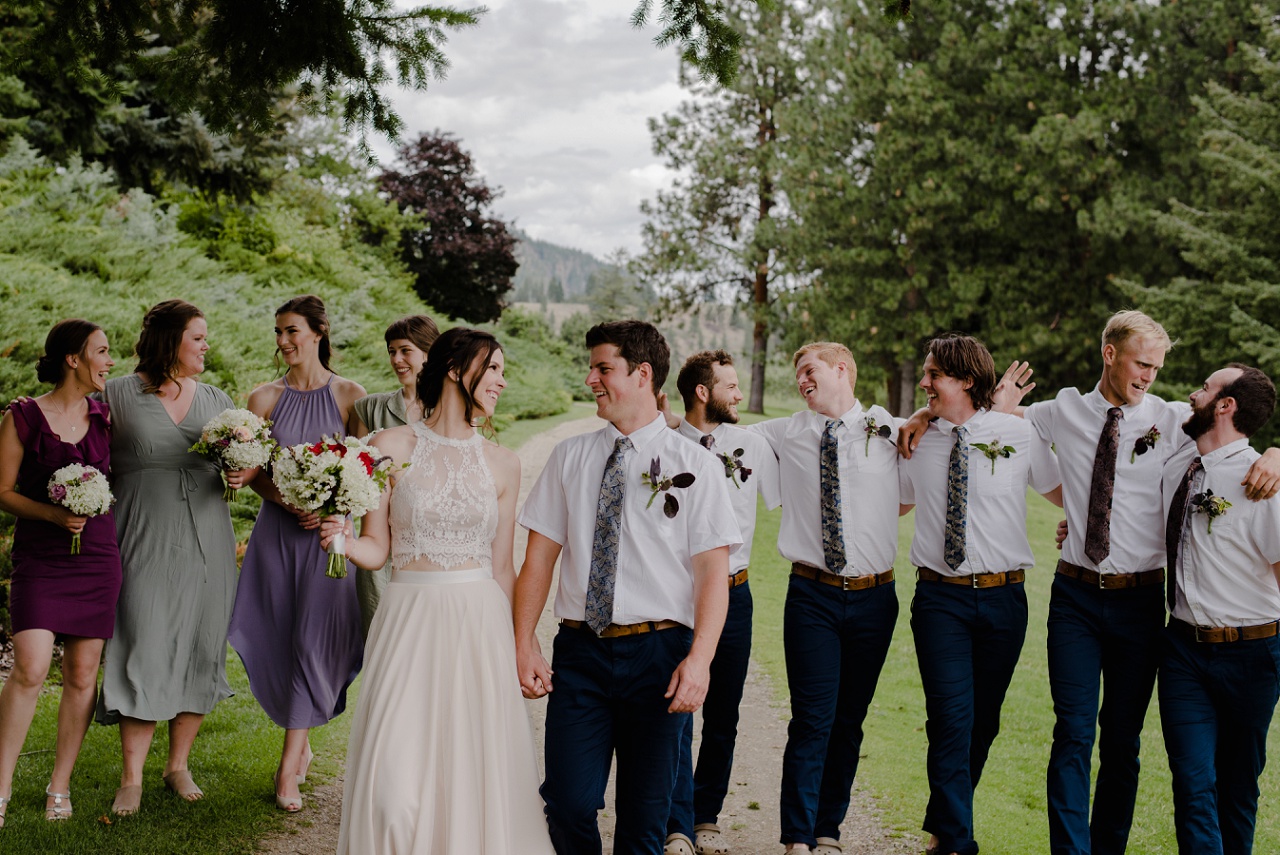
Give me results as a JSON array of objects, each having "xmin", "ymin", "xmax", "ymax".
[{"xmin": 353, "ymin": 390, "xmax": 411, "ymax": 433}]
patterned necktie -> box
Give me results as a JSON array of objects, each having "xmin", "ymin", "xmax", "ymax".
[
  {"xmin": 820, "ymin": 419, "xmax": 846, "ymax": 572},
  {"xmin": 1165, "ymin": 456, "xmax": 1202, "ymax": 611},
  {"xmin": 700, "ymin": 434, "xmax": 715, "ymax": 450},
  {"xmin": 1084, "ymin": 407, "xmax": 1124, "ymax": 565},
  {"xmin": 945, "ymin": 425, "xmax": 969, "ymax": 571},
  {"xmin": 586, "ymin": 436, "xmax": 632, "ymax": 635}
]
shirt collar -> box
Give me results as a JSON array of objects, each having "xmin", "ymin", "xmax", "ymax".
[
  {"xmin": 606, "ymin": 413, "xmax": 669, "ymax": 453},
  {"xmin": 808, "ymin": 400, "xmax": 864, "ymax": 429},
  {"xmin": 929, "ymin": 407, "xmax": 989, "ymax": 435},
  {"xmin": 1086, "ymin": 383, "xmax": 1148, "ymax": 418},
  {"xmin": 1201, "ymin": 437, "xmax": 1252, "ymax": 468},
  {"xmin": 388, "ymin": 390, "xmax": 409, "ymax": 421},
  {"xmin": 677, "ymin": 418, "xmax": 727, "ymax": 446}
]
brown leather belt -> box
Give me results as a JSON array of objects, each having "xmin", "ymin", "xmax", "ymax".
[
  {"xmin": 1057, "ymin": 560, "xmax": 1164, "ymax": 590},
  {"xmin": 730, "ymin": 568, "xmax": 749, "ymax": 588},
  {"xmin": 1170, "ymin": 618, "xmax": 1280, "ymax": 644},
  {"xmin": 791, "ymin": 563, "xmax": 894, "ymax": 591},
  {"xmin": 917, "ymin": 566, "xmax": 1025, "ymax": 588},
  {"xmin": 560, "ymin": 619, "xmax": 682, "ymax": 638}
]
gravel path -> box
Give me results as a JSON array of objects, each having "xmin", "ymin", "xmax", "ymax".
[{"xmin": 256, "ymin": 415, "xmax": 919, "ymax": 854}]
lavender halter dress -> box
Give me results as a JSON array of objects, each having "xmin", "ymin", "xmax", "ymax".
[{"xmin": 228, "ymin": 376, "xmax": 363, "ymax": 728}]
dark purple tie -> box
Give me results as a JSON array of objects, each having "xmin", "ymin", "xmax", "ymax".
[
  {"xmin": 700, "ymin": 434, "xmax": 715, "ymax": 450},
  {"xmin": 1165, "ymin": 457, "xmax": 1203, "ymax": 610},
  {"xmin": 1084, "ymin": 407, "xmax": 1123, "ymax": 565}
]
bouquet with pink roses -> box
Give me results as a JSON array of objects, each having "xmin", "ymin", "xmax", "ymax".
[
  {"xmin": 189, "ymin": 408, "xmax": 276, "ymax": 500},
  {"xmin": 47, "ymin": 463, "xmax": 114, "ymax": 554}
]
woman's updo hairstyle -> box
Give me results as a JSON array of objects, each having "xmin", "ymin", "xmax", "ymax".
[
  {"xmin": 417, "ymin": 327, "xmax": 502, "ymax": 431},
  {"xmin": 37, "ymin": 319, "xmax": 103, "ymax": 385},
  {"xmin": 135, "ymin": 299, "xmax": 205, "ymax": 394},
  {"xmin": 275, "ymin": 294, "xmax": 332, "ymax": 372}
]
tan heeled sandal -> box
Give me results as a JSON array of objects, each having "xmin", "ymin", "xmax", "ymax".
[{"xmin": 45, "ymin": 786, "xmax": 72, "ymax": 821}]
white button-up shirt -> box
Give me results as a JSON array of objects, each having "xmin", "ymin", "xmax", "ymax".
[
  {"xmin": 900, "ymin": 408, "xmax": 1060, "ymax": 575},
  {"xmin": 1026, "ymin": 386, "xmax": 1191, "ymax": 574},
  {"xmin": 1163, "ymin": 439, "xmax": 1280, "ymax": 627},
  {"xmin": 519, "ymin": 414, "xmax": 742, "ymax": 627},
  {"xmin": 677, "ymin": 419, "xmax": 782, "ymax": 575},
  {"xmin": 750, "ymin": 402, "xmax": 900, "ymax": 576}
]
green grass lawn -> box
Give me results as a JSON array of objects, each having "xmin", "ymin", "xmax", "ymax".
[{"xmin": 747, "ymin": 491, "xmax": 1280, "ymax": 853}]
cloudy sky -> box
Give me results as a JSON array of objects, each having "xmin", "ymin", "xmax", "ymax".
[{"xmin": 370, "ymin": 0, "xmax": 689, "ymax": 259}]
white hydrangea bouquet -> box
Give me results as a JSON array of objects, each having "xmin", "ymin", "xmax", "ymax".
[
  {"xmin": 47, "ymin": 463, "xmax": 115, "ymax": 555},
  {"xmin": 272, "ymin": 435, "xmax": 400, "ymax": 578},
  {"xmin": 189, "ymin": 408, "xmax": 277, "ymax": 501}
]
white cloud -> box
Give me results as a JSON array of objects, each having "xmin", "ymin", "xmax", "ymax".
[{"xmin": 373, "ymin": 0, "xmax": 688, "ymax": 258}]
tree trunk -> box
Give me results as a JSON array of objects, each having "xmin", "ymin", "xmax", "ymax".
[
  {"xmin": 749, "ymin": 305, "xmax": 768, "ymax": 414},
  {"xmin": 747, "ymin": 99, "xmax": 776, "ymax": 415},
  {"xmin": 887, "ymin": 357, "xmax": 917, "ymax": 417}
]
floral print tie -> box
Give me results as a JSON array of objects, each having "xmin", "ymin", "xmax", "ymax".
[
  {"xmin": 1085, "ymin": 407, "xmax": 1123, "ymax": 565},
  {"xmin": 1165, "ymin": 456, "xmax": 1202, "ymax": 611},
  {"xmin": 945, "ymin": 425, "xmax": 969, "ymax": 571},
  {"xmin": 586, "ymin": 437, "xmax": 632, "ymax": 635},
  {"xmin": 820, "ymin": 419, "xmax": 846, "ymax": 573}
]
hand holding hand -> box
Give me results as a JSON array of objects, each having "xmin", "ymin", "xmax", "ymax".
[{"xmin": 517, "ymin": 639, "xmax": 554, "ymax": 699}]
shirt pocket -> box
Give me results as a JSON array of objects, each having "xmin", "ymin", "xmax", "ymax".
[{"xmin": 973, "ymin": 451, "xmax": 1014, "ymax": 496}]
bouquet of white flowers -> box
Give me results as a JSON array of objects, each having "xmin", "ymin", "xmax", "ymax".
[
  {"xmin": 47, "ymin": 463, "xmax": 115, "ymax": 555},
  {"xmin": 189, "ymin": 408, "xmax": 277, "ymax": 501},
  {"xmin": 272, "ymin": 435, "xmax": 400, "ymax": 578}
]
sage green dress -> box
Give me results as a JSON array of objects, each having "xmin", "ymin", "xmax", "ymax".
[
  {"xmin": 352, "ymin": 390, "xmax": 412, "ymax": 639},
  {"xmin": 96, "ymin": 374, "xmax": 239, "ymax": 724}
]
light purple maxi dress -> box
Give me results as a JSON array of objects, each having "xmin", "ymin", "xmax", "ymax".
[{"xmin": 228, "ymin": 376, "xmax": 363, "ymax": 727}]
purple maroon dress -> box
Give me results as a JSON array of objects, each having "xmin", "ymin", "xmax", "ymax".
[
  {"xmin": 227, "ymin": 376, "xmax": 363, "ymax": 728},
  {"xmin": 7, "ymin": 398, "xmax": 121, "ymax": 638}
]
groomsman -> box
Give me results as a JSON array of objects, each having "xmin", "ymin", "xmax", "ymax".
[
  {"xmin": 749, "ymin": 342, "xmax": 902, "ymax": 855},
  {"xmin": 514, "ymin": 320, "xmax": 741, "ymax": 855},
  {"xmin": 664, "ymin": 350, "xmax": 781, "ymax": 855},
  {"xmin": 898, "ymin": 334, "xmax": 1061, "ymax": 855},
  {"xmin": 1161, "ymin": 364, "xmax": 1280, "ymax": 854}
]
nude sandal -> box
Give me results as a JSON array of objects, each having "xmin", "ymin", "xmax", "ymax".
[
  {"xmin": 112, "ymin": 784, "xmax": 142, "ymax": 816},
  {"xmin": 163, "ymin": 770, "xmax": 204, "ymax": 802}
]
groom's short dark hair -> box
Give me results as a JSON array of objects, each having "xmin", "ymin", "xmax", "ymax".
[{"xmin": 585, "ymin": 320, "xmax": 670, "ymax": 393}]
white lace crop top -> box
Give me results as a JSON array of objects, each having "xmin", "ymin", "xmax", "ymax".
[{"xmin": 389, "ymin": 422, "xmax": 498, "ymax": 571}]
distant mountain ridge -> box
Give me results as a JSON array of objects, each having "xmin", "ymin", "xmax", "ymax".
[{"xmin": 511, "ymin": 231, "xmax": 607, "ymax": 300}]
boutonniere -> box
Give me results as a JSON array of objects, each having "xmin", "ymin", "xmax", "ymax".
[
  {"xmin": 1130, "ymin": 425, "xmax": 1160, "ymax": 463},
  {"xmin": 863, "ymin": 416, "xmax": 892, "ymax": 456},
  {"xmin": 719, "ymin": 449, "xmax": 753, "ymax": 489},
  {"xmin": 642, "ymin": 456, "xmax": 697, "ymax": 518},
  {"xmin": 1190, "ymin": 489, "xmax": 1232, "ymax": 533},
  {"xmin": 971, "ymin": 439, "xmax": 1017, "ymax": 474}
]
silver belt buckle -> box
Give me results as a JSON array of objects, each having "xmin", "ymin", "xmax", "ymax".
[{"xmin": 971, "ymin": 574, "xmax": 982, "ymax": 589}]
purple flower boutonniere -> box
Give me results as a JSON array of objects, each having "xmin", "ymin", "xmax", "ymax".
[
  {"xmin": 642, "ymin": 456, "xmax": 697, "ymax": 518},
  {"xmin": 1131, "ymin": 425, "xmax": 1161, "ymax": 464},
  {"xmin": 719, "ymin": 448, "xmax": 753, "ymax": 489},
  {"xmin": 863, "ymin": 416, "xmax": 892, "ymax": 456},
  {"xmin": 971, "ymin": 439, "xmax": 1017, "ymax": 475},
  {"xmin": 1190, "ymin": 489, "xmax": 1232, "ymax": 533}
]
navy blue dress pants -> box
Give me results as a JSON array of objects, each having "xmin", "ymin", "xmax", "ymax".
[
  {"xmin": 1159, "ymin": 626, "xmax": 1280, "ymax": 855},
  {"xmin": 668, "ymin": 578, "xmax": 753, "ymax": 840},
  {"xmin": 542, "ymin": 623, "xmax": 694, "ymax": 855},
  {"xmin": 778, "ymin": 574, "xmax": 898, "ymax": 847},
  {"xmin": 911, "ymin": 579, "xmax": 1027, "ymax": 855},
  {"xmin": 1045, "ymin": 573, "xmax": 1165, "ymax": 855}
]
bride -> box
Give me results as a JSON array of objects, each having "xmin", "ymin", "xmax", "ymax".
[{"xmin": 320, "ymin": 327, "xmax": 554, "ymax": 854}]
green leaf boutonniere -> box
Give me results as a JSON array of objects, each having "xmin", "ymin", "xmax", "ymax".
[
  {"xmin": 1190, "ymin": 489, "xmax": 1232, "ymax": 533},
  {"xmin": 1131, "ymin": 425, "xmax": 1161, "ymax": 464},
  {"xmin": 863, "ymin": 416, "xmax": 892, "ymax": 456},
  {"xmin": 642, "ymin": 456, "xmax": 697, "ymax": 518},
  {"xmin": 719, "ymin": 449, "xmax": 752, "ymax": 489},
  {"xmin": 971, "ymin": 439, "xmax": 1017, "ymax": 475}
]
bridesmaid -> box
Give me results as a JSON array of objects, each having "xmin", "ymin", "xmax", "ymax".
[
  {"xmin": 96, "ymin": 299, "xmax": 249, "ymax": 816},
  {"xmin": 351, "ymin": 314, "xmax": 439, "ymax": 637},
  {"xmin": 228, "ymin": 294, "xmax": 366, "ymax": 812},
  {"xmin": 0, "ymin": 319, "xmax": 121, "ymax": 825}
]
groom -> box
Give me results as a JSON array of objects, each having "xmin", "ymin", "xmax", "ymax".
[{"xmin": 515, "ymin": 320, "xmax": 741, "ymax": 855}]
